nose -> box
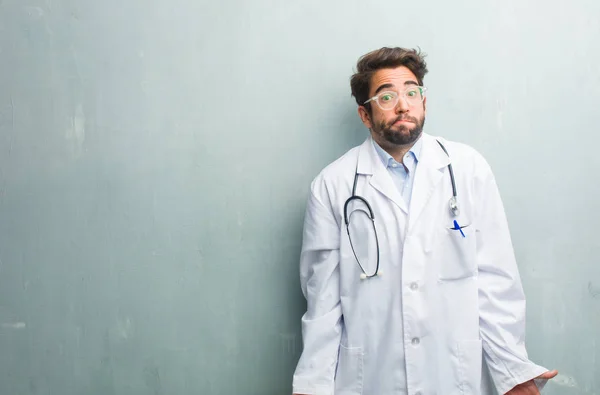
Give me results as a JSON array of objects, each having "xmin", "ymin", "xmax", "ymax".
[{"xmin": 395, "ymin": 96, "xmax": 409, "ymax": 113}]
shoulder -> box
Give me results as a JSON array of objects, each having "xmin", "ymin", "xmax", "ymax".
[
  {"xmin": 428, "ymin": 134, "xmax": 487, "ymax": 163},
  {"xmin": 427, "ymin": 134, "xmax": 493, "ymax": 177},
  {"xmin": 316, "ymin": 145, "xmax": 361, "ymax": 183},
  {"xmin": 308, "ymin": 142, "xmax": 363, "ymax": 204}
]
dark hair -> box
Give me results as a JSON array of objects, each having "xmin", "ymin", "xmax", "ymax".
[{"xmin": 350, "ymin": 47, "xmax": 428, "ymax": 110}]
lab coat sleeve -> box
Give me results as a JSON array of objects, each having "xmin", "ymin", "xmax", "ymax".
[
  {"xmin": 292, "ymin": 178, "xmax": 342, "ymax": 395},
  {"xmin": 475, "ymin": 161, "xmax": 549, "ymax": 394}
]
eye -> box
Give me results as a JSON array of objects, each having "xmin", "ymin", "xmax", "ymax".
[
  {"xmin": 407, "ymin": 89, "xmax": 418, "ymax": 97},
  {"xmin": 380, "ymin": 93, "xmax": 394, "ymax": 102}
]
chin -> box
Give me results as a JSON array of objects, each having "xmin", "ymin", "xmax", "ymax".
[{"xmin": 384, "ymin": 129, "xmax": 421, "ymax": 145}]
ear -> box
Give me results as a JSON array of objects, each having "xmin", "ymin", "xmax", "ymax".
[
  {"xmin": 423, "ymin": 97, "xmax": 427, "ymax": 117},
  {"xmin": 358, "ymin": 106, "xmax": 373, "ymax": 129}
]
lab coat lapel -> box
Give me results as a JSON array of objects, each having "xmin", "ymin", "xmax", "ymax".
[
  {"xmin": 356, "ymin": 137, "xmax": 406, "ymax": 212},
  {"xmin": 407, "ymin": 134, "xmax": 450, "ymax": 232}
]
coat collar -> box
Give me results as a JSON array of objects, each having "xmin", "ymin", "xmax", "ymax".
[{"xmin": 356, "ymin": 133, "xmax": 451, "ymax": 229}]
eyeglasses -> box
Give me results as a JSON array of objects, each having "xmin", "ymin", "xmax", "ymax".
[{"xmin": 364, "ymin": 85, "xmax": 427, "ymax": 111}]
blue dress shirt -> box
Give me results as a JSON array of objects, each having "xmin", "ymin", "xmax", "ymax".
[{"xmin": 371, "ymin": 136, "xmax": 423, "ymax": 211}]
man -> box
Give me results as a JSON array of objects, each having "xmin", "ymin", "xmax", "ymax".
[{"xmin": 292, "ymin": 47, "xmax": 557, "ymax": 395}]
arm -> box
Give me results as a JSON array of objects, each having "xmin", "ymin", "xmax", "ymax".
[
  {"xmin": 292, "ymin": 180, "xmax": 343, "ymax": 395},
  {"xmin": 475, "ymin": 161, "xmax": 552, "ymax": 394}
]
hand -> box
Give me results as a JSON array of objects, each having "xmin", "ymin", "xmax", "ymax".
[{"xmin": 505, "ymin": 370, "xmax": 558, "ymax": 394}]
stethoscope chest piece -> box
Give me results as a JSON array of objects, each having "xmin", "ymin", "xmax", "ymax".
[{"xmin": 449, "ymin": 196, "xmax": 460, "ymax": 217}]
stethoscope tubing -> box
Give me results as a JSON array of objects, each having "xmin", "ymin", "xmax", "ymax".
[{"xmin": 343, "ymin": 139, "xmax": 458, "ymax": 279}]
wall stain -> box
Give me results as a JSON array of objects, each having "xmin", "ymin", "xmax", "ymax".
[
  {"xmin": 143, "ymin": 361, "xmax": 163, "ymax": 395},
  {"xmin": 589, "ymin": 282, "xmax": 600, "ymax": 299}
]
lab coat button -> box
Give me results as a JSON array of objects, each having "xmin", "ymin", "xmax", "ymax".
[
  {"xmin": 410, "ymin": 282, "xmax": 418, "ymax": 290},
  {"xmin": 411, "ymin": 337, "xmax": 420, "ymax": 345}
]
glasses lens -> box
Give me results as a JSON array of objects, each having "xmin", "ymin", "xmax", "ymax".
[
  {"xmin": 377, "ymin": 91, "xmax": 398, "ymax": 110},
  {"xmin": 405, "ymin": 86, "xmax": 424, "ymax": 103}
]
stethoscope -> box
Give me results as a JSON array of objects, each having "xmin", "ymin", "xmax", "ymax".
[{"xmin": 343, "ymin": 139, "xmax": 458, "ymax": 279}]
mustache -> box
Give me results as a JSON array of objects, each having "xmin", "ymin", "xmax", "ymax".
[{"xmin": 390, "ymin": 115, "xmax": 419, "ymax": 125}]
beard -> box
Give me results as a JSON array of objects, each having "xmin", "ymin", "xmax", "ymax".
[{"xmin": 373, "ymin": 114, "xmax": 425, "ymax": 146}]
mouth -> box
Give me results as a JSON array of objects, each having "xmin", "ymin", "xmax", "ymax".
[{"xmin": 393, "ymin": 118, "xmax": 414, "ymax": 126}]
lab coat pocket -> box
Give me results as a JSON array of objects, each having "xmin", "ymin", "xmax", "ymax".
[
  {"xmin": 334, "ymin": 344, "xmax": 363, "ymax": 395},
  {"xmin": 438, "ymin": 224, "xmax": 477, "ymax": 281},
  {"xmin": 456, "ymin": 339, "xmax": 483, "ymax": 395}
]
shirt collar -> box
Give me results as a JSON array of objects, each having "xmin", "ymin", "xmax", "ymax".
[{"xmin": 371, "ymin": 135, "xmax": 423, "ymax": 168}]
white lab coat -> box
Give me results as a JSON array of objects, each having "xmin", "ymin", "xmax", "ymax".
[{"xmin": 292, "ymin": 133, "xmax": 548, "ymax": 395}]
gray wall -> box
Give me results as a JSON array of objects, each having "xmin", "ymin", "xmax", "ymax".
[{"xmin": 0, "ymin": 0, "xmax": 598, "ymax": 394}]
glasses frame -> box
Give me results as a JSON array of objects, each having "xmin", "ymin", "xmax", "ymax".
[{"xmin": 364, "ymin": 85, "xmax": 428, "ymax": 111}]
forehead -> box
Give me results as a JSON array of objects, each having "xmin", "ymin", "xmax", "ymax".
[{"xmin": 369, "ymin": 66, "xmax": 418, "ymax": 95}]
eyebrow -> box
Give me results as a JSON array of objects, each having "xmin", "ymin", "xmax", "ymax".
[{"xmin": 373, "ymin": 80, "xmax": 419, "ymax": 96}]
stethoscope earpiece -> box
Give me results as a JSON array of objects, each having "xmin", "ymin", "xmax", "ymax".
[{"xmin": 360, "ymin": 271, "xmax": 383, "ymax": 280}]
